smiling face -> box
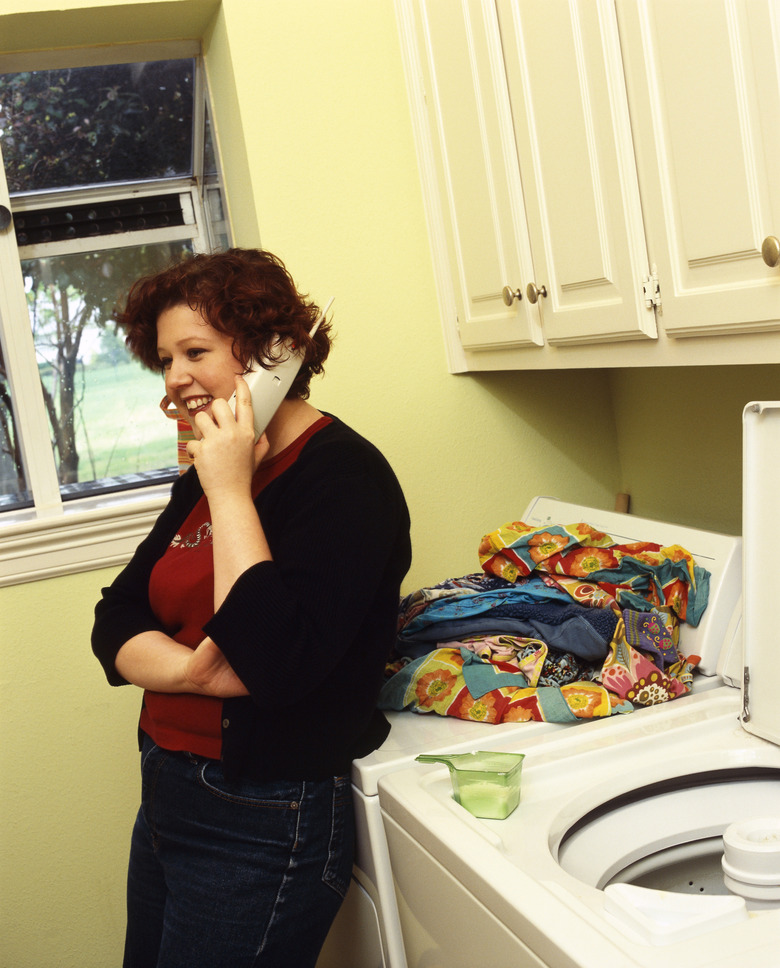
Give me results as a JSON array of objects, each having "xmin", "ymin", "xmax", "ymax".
[{"xmin": 156, "ymin": 303, "xmax": 244, "ymax": 435}]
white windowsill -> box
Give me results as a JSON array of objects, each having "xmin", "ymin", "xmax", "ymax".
[{"xmin": 0, "ymin": 484, "xmax": 172, "ymax": 587}]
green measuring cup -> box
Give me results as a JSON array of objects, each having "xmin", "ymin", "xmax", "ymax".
[{"xmin": 415, "ymin": 750, "xmax": 525, "ymax": 820}]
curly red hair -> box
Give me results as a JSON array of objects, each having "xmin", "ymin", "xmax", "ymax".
[{"xmin": 116, "ymin": 248, "xmax": 332, "ymax": 399}]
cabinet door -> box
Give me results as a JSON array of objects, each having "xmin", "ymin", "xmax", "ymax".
[
  {"xmin": 617, "ymin": 0, "xmax": 780, "ymax": 337},
  {"xmin": 399, "ymin": 0, "xmax": 543, "ymax": 356},
  {"xmin": 496, "ymin": 0, "xmax": 656, "ymax": 345}
]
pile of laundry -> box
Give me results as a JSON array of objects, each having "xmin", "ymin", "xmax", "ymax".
[{"xmin": 380, "ymin": 519, "xmax": 710, "ymax": 724}]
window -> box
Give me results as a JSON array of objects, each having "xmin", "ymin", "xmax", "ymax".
[{"xmin": 0, "ymin": 43, "xmax": 230, "ymax": 584}]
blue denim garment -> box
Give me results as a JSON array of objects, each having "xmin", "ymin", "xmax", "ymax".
[{"xmin": 124, "ymin": 736, "xmax": 355, "ymax": 968}]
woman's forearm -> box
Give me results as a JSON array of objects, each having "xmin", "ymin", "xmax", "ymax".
[
  {"xmin": 186, "ymin": 390, "xmax": 273, "ymax": 612},
  {"xmin": 209, "ymin": 490, "xmax": 272, "ymax": 611},
  {"xmin": 115, "ymin": 631, "xmax": 195, "ymax": 692},
  {"xmin": 115, "ymin": 631, "xmax": 249, "ymax": 698}
]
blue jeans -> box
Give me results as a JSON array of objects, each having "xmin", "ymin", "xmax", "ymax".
[{"xmin": 124, "ymin": 737, "xmax": 355, "ymax": 968}]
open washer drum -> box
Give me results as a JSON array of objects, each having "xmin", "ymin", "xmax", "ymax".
[{"xmin": 376, "ymin": 403, "xmax": 780, "ymax": 968}]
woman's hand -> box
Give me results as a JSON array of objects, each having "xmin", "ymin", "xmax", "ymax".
[
  {"xmin": 185, "ymin": 636, "xmax": 250, "ymax": 698},
  {"xmin": 186, "ymin": 375, "xmax": 269, "ymax": 498}
]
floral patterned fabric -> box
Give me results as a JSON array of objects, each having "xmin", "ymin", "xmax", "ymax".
[
  {"xmin": 380, "ymin": 521, "xmax": 708, "ymax": 725},
  {"xmin": 478, "ymin": 520, "xmax": 709, "ymax": 624},
  {"xmin": 380, "ymin": 646, "xmax": 629, "ymax": 724}
]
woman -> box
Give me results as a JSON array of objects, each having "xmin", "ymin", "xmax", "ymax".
[{"xmin": 92, "ymin": 248, "xmax": 412, "ymax": 968}]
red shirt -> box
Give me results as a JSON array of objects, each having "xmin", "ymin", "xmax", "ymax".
[{"xmin": 141, "ymin": 416, "xmax": 332, "ymax": 757}]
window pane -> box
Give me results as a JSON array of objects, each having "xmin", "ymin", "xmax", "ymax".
[
  {"xmin": 0, "ymin": 59, "xmax": 194, "ymax": 193},
  {"xmin": 0, "ymin": 341, "xmax": 32, "ymax": 510},
  {"xmin": 23, "ymin": 240, "xmax": 193, "ymax": 498}
]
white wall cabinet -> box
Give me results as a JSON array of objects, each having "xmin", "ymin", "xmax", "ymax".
[
  {"xmin": 616, "ymin": 0, "xmax": 780, "ymax": 339},
  {"xmin": 397, "ymin": 0, "xmax": 543, "ymax": 357},
  {"xmin": 396, "ymin": 0, "xmax": 780, "ymax": 371},
  {"xmin": 495, "ymin": 0, "xmax": 655, "ymax": 347}
]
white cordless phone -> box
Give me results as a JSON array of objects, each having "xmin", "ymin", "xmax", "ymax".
[{"xmin": 228, "ymin": 297, "xmax": 334, "ymax": 441}]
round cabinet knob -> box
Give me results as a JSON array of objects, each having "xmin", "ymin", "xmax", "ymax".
[
  {"xmin": 502, "ymin": 285, "xmax": 522, "ymax": 306},
  {"xmin": 0, "ymin": 205, "xmax": 11, "ymax": 232},
  {"xmin": 526, "ymin": 281, "xmax": 547, "ymax": 304},
  {"xmin": 762, "ymin": 235, "xmax": 780, "ymax": 268}
]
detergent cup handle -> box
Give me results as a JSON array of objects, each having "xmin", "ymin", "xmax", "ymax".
[{"xmin": 415, "ymin": 754, "xmax": 456, "ymax": 771}]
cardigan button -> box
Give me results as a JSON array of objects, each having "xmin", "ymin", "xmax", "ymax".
[{"xmin": 222, "ymin": 718, "xmax": 230, "ymax": 729}]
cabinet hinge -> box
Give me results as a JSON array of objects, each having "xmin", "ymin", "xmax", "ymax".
[
  {"xmin": 742, "ymin": 666, "xmax": 750, "ymax": 722},
  {"xmin": 641, "ymin": 265, "xmax": 661, "ymax": 309}
]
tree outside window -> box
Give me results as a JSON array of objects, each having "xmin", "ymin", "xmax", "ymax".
[{"xmin": 0, "ymin": 60, "xmax": 194, "ymax": 192}]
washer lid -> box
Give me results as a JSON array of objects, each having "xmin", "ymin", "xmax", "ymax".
[{"xmin": 741, "ymin": 402, "xmax": 780, "ymax": 747}]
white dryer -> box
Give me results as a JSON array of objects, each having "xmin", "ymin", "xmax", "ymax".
[
  {"xmin": 318, "ymin": 468, "xmax": 744, "ymax": 965},
  {"xmin": 376, "ymin": 402, "xmax": 780, "ymax": 968}
]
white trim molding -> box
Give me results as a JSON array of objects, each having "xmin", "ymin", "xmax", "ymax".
[{"xmin": 0, "ymin": 487, "xmax": 169, "ymax": 586}]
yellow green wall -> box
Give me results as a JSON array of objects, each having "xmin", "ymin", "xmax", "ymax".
[
  {"xmin": 0, "ymin": 1, "xmax": 774, "ymax": 966},
  {"xmin": 2, "ymin": 570, "xmax": 141, "ymax": 967},
  {"xmin": 608, "ymin": 364, "xmax": 780, "ymax": 536}
]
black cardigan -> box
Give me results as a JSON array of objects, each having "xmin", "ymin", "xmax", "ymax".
[{"xmin": 92, "ymin": 416, "xmax": 412, "ymax": 780}]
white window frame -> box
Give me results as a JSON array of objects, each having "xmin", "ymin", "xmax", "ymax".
[{"xmin": 0, "ymin": 42, "xmax": 229, "ymax": 586}]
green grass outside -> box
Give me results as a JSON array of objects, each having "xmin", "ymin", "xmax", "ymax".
[{"xmin": 71, "ymin": 358, "xmax": 178, "ymax": 481}]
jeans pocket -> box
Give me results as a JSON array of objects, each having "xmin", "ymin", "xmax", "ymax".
[
  {"xmin": 196, "ymin": 761, "xmax": 303, "ymax": 809},
  {"xmin": 322, "ymin": 775, "xmax": 355, "ymax": 899}
]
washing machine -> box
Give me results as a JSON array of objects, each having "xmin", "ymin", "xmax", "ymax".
[
  {"xmin": 376, "ymin": 401, "xmax": 780, "ymax": 968},
  {"xmin": 317, "ymin": 707, "xmax": 570, "ymax": 968},
  {"xmin": 318, "ymin": 471, "xmax": 744, "ymax": 966}
]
